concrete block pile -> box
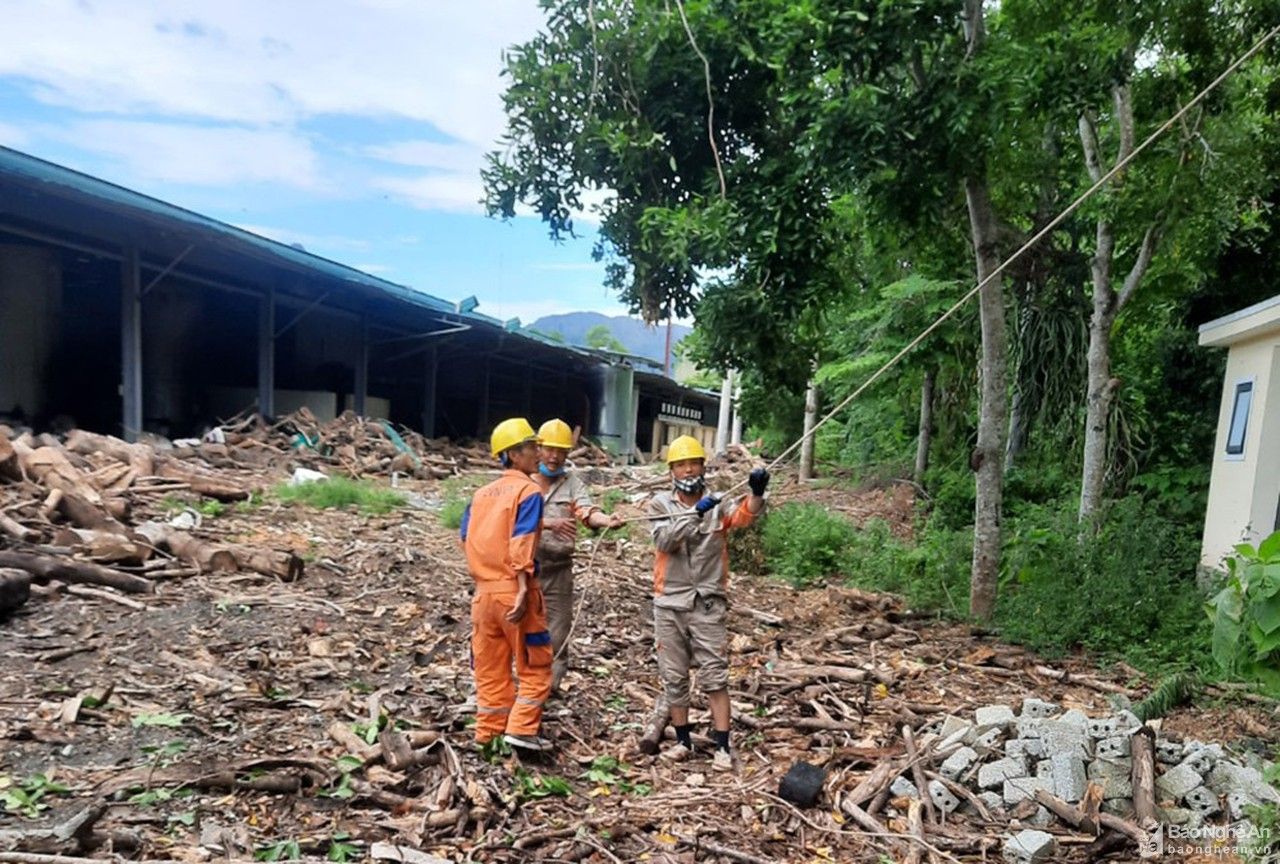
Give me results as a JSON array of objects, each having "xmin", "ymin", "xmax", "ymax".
[{"xmin": 894, "ymin": 697, "xmax": 1279, "ymax": 862}]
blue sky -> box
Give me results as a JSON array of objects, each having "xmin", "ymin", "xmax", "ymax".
[{"xmin": 0, "ymin": 0, "xmax": 632, "ymax": 325}]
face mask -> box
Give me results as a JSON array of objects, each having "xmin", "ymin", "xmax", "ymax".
[
  {"xmin": 539, "ymin": 463, "xmax": 566, "ymax": 478},
  {"xmin": 673, "ymin": 475, "xmax": 706, "ymax": 495}
]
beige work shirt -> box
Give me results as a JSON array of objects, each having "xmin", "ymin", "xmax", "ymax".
[
  {"xmin": 647, "ymin": 491, "xmax": 759, "ymax": 611},
  {"xmin": 535, "ymin": 471, "xmax": 597, "ymax": 564}
]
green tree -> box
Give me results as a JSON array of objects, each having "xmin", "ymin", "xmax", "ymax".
[{"xmin": 584, "ymin": 324, "xmax": 627, "ymax": 352}]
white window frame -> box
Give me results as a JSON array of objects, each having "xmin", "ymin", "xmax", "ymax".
[{"xmin": 1224, "ymin": 376, "xmax": 1255, "ymax": 462}]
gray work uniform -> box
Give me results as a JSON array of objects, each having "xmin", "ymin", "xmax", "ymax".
[
  {"xmin": 535, "ymin": 472, "xmax": 596, "ymax": 689},
  {"xmin": 647, "ymin": 491, "xmax": 760, "ymax": 707}
]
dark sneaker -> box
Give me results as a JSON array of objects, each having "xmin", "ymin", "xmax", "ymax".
[{"xmin": 503, "ymin": 733, "xmax": 553, "ymax": 752}]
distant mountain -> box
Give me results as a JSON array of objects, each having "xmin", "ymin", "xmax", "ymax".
[{"xmin": 529, "ymin": 312, "xmax": 691, "ymax": 364}]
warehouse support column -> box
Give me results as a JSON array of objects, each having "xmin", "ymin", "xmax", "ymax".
[
  {"xmin": 421, "ymin": 346, "xmax": 437, "ymax": 438},
  {"xmin": 731, "ymin": 379, "xmax": 743, "ymax": 446},
  {"xmin": 120, "ymin": 246, "xmax": 143, "ymax": 442},
  {"xmin": 257, "ymin": 287, "xmax": 275, "ymax": 418},
  {"xmin": 714, "ymin": 369, "xmax": 733, "ymax": 455},
  {"xmin": 477, "ymin": 361, "xmax": 490, "ymax": 434},
  {"xmin": 354, "ymin": 317, "xmax": 368, "ymax": 417}
]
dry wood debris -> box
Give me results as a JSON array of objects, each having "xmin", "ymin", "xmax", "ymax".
[{"xmin": 1, "ymin": 423, "xmax": 1277, "ymax": 863}]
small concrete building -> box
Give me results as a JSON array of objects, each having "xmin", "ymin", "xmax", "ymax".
[{"xmin": 1198, "ymin": 295, "xmax": 1280, "ymax": 570}]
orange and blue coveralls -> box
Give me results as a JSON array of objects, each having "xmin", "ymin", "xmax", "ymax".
[{"xmin": 460, "ymin": 469, "xmax": 552, "ymax": 742}]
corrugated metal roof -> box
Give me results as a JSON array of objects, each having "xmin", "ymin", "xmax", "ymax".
[
  {"xmin": 0, "ymin": 145, "xmax": 461, "ymax": 314},
  {"xmin": 0, "ymin": 145, "xmax": 620, "ymax": 362}
]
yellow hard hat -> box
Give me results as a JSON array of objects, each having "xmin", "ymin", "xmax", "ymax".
[
  {"xmin": 490, "ymin": 417, "xmax": 539, "ymax": 457},
  {"xmin": 537, "ymin": 418, "xmax": 574, "ymax": 450},
  {"xmin": 666, "ymin": 435, "xmax": 706, "ymax": 465}
]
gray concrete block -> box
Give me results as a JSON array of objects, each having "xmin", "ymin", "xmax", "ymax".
[
  {"xmin": 976, "ymin": 704, "xmax": 1017, "ymax": 729},
  {"xmin": 1102, "ymin": 798, "xmax": 1135, "ymax": 817},
  {"xmin": 1156, "ymin": 763, "xmax": 1203, "ymax": 801},
  {"xmin": 978, "ymin": 791, "xmax": 1005, "ymax": 813},
  {"xmin": 1160, "ymin": 806, "xmax": 1194, "ymax": 825},
  {"xmin": 1051, "ymin": 753, "xmax": 1088, "ymax": 803},
  {"xmin": 1095, "ymin": 735, "xmax": 1130, "ymax": 761},
  {"xmin": 980, "ymin": 756, "xmax": 1029, "ymax": 790},
  {"xmin": 1227, "ymin": 790, "xmax": 1259, "ymax": 820},
  {"xmin": 928, "ymin": 779, "xmax": 962, "ymax": 815},
  {"xmin": 1207, "ymin": 762, "xmax": 1280, "ymax": 803},
  {"xmin": 1088, "ymin": 756, "xmax": 1133, "ymax": 778},
  {"xmin": 1115, "ymin": 709, "xmax": 1142, "ymax": 732},
  {"xmin": 1088, "ymin": 757, "xmax": 1134, "ymax": 799},
  {"xmin": 1185, "ymin": 786, "xmax": 1220, "ymax": 817},
  {"xmin": 890, "ymin": 776, "xmax": 920, "ymax": 800},
  {"xmin": 1087, "ymin": 716, "xmax": 1120, "ymax": 739},
  {"xmin": 975, "ymin": 728, "xmax": 1004, "ymax": 753},
  {"xmin": 1002, "ymin": 829, "xmax": 1057, "ymax": 864},
  {"xmin": 1181, "ymin": 748, "xmax": 1216, "ymax": 776},
  {"xmin": 1015, "ymin": 717, "xmax": 1043, "ymax": 739},
  {"xmin": 1040, "ymin": 723, "xmax": 1091, "ymax": 761},
  {"xmin": 939, "ymin": 714, "xmax": 974, "ymax": 741},
  {"xmin": 1058, "ymin": 708, "xmax": 1090, "ymax": 730},
  {"xmin": 1035, "ymin": 759, "xmax": 1053, "ymax": 780},
  {"xmin": 1020, "ymin": 698, "xmax": 1059, "ymax": 719},
  {"xmin": 1025, "ymin": 805, "xmax": 1054, "ymax": 828},
  {"xmin": 1156, "ymin": 740, "xmax": 1184, "ymax": 764},
  {"xmin": 941, "ymin": 746, "xmax": 979, "ymax": 780},
  {"xmin": 1006, "ymin": 738, "xmax": 1043, "ymax": 760},
  {"xmin": 1003, "ymin": 776, "xmax": 1054, "ymax": 804}
]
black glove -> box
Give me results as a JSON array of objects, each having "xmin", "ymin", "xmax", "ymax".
[
  {"xmin": 694, "ymin": 495, "xmax": 721, "ymax": 516},
  {"xmin": 748, "ymin": 468, "xmax": 770, "ymax": 496}
]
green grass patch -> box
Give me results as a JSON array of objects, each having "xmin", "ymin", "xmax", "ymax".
[
  {"xmin": 437, "ymin": 475, "xmax": 485, "ymax": 530},
  {"xmin": 273, "ymin": 477, "xmax": 405, "ymax": 515}
]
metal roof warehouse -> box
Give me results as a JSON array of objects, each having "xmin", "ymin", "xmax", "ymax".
[{"xmin": 0, "ymin": 146, "xmax": 719, "ymax": 458}]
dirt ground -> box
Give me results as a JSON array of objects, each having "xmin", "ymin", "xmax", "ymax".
[{"xmin": 2, "ymin": 464, "xmax": 1277, "ymax": 863}]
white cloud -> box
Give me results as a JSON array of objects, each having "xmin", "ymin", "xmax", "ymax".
[
  {"xmin": 59, "ymin": 120, "xmax": 321, "ymax": 188},
  {"xmin": 0, "ymin": 1, "xmax": 545, "ymax": 148},
  {"xmin": 372, "ymin": 172, "xmax": 485, "ymax": 214},
  {"xmin": 365, "ymin": 140, "xmax": 480, "ymax": 173}
]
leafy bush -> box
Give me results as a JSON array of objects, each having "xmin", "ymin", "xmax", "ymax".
[
  {"xmin": 926, "ymin": 469, "xmax": 976, "ymax": 531},
  {"xmin": 842, "ymin": 518, "xmax": 970, "ymax": 616},
  {"xmin": 274, "ymin": 477, "xmax": 405, "ymax": 515},
  {"xmin": 995, "ymin": 497, "xmax": 1210, "ymax": 673},
  {"xmin": 761, "ymin": 503, "xmax": 858, "ymax": 586},
  {"xmin": 1207, "ymin": 531, "xmax": 1280, "ymax": 695}
]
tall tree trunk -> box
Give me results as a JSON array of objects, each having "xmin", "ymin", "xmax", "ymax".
[
  {"xmin": 1005, "ymin": 384, "xmax": 1029, "ymax": 472},
  {"xmin": 1076, "ymin": 87, "xmax": 1159, "ymax": 524},
  {"xmin": 1079, "ymin": 254, "xmax": 1117, "ymax": 523},
  {"xmin": 965, "ymin": 178, "xmax": 1008, "ymax": 622},
  {"xmin": 914, "ymin": 369, "xmax": 934, "ymax": 487},
  {"xmin": 800, "ymin": 377, "xmax": 819, "ymax": 482}
]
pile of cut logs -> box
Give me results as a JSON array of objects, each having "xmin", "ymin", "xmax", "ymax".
[{"xmin": 0, "ymin": 425, "xmax": 302, "ymax": 615}]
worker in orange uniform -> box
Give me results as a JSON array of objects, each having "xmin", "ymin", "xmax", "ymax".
[
  {"xmin": 460, "ymin": 418, "xmax": 553, "ymax": 752},
  {"xmin": 647, "ymin": 435, "xmax": 768, "ymax": 771},
  {"xmin": 531, "ymin": 418, "xmax": 624, "ymax": 693}
]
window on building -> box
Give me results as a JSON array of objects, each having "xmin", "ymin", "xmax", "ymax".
[{"xmin": 1226, "ymin": 380, "xmax": 1253, "ymax": 457}]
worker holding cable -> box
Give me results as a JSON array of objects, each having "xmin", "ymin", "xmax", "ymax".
[
  {"xmin": 647, "ymin": 435, "xmax": 768, "ymax": 771},
  {"xmin": 530, "ymin": 418, "xmax": 624, "ymax": 694},
  {"xmin": 460, "ymin": 417, "xmax": 553, "ymax": 753}
]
